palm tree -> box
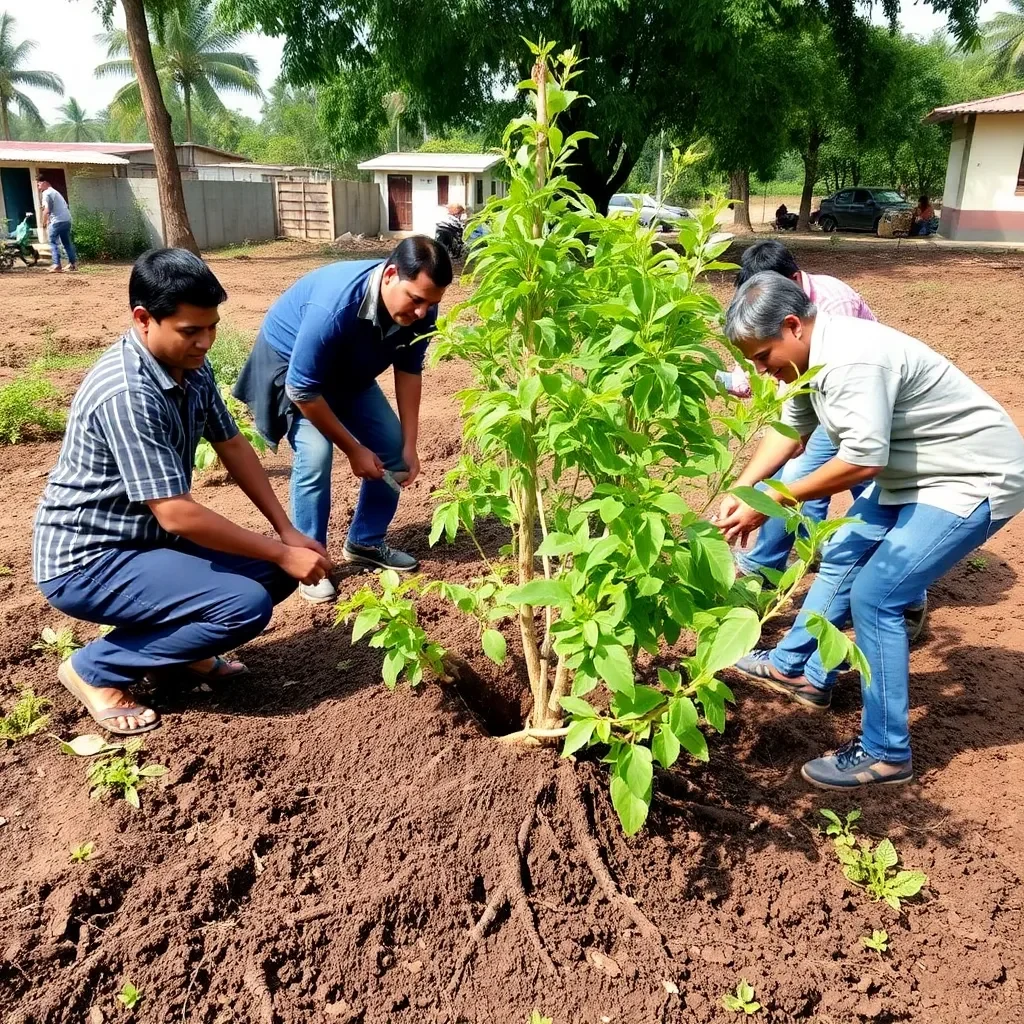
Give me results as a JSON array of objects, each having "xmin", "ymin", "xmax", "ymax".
[
  {"xmin": 95, "ymin": 0, "xmax": 262, "ymax": 144},
  {"xmin": 0, "ymin": 12, "xmax": 63, "ymax": 141},
  {"xmin": 53, "ymin": 97, "xmax": 102, "ymax": 142},
  {"xmin": 984, "ymin": 0, "xmax": 1024, "ymax": 79}
]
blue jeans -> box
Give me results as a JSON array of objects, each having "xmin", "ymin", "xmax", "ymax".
[
  {"xmin": 736, "ymin": 425, "xmax": 868, "ymax": 575},
  {"xmin": 48, "ymin": 221, "xmax": 77, "ymax": 268},
  {"xmin": 38, "ymin": 542, "xmax": 296, "ymax": 689},
  {"xmin": 769, "ymin": 489, "xmax": 1010, "ymax": 762},
  {"xmin": 287, "ymin": 382, "xmax": 406, "ymax": 548}
]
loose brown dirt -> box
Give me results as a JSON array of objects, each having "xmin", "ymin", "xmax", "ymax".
[{"xmin": 2, "ymin": 240, "xmax": 1024, "ymax": 1024}]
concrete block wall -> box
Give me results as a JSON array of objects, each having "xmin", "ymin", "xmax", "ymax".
[{"xmin": 182, "ymin": 179, "xmax": 276, "ymax": 249}]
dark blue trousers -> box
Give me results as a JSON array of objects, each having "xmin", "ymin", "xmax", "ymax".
[{"xmin": 39, "ymin": 542, "xmax": 296, "ymax": 688}]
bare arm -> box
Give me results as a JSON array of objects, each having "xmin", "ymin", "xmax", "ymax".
[
  {"xmin": 733, "ymin": 427, "xmax": 805, "ymax": 488},
  {"xmin": 394, "ymin": 369, "xmax": 422, "ymax": 485},
  {"xmin": 146, "ymin": 494, "xmax": 331, "ymax": 583},
  {"xmin": 293, "ymin": 395, "xmax": 384, "ymax": 480}
]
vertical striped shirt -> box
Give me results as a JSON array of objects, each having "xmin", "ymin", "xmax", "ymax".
[{"xmin": 32, "ymin": 330, "xmax": 238, "ymax": 583}]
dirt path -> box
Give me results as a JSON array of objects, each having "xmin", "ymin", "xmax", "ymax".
[{"xmin": 2, "ymin": 241, "xmax": 1023, "ymax": 1024}]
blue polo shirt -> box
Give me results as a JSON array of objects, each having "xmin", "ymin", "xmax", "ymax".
[{"xmin": 260, "ymin": 260, "xmax": 436, "ymax": 404}]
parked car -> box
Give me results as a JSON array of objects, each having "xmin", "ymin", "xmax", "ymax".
[
  {"xmin": 816, "ymin": 187, "xmax": 913, "ymax": 234},
  {"xmin": 607, "ymin": 193, "xmax": 692, "ymax": 230}
]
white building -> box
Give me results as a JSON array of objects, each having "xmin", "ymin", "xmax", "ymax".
[
  {"xmin": 357, "ymin": 152, "xmax": 506, "ymax": 235},
  {"xmin": 927, "ymin": 90, "xmax": 1024, "ymax": 242}
]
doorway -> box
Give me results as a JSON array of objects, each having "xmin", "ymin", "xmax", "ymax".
[
  {"xmin": 387, "ymin": 174, "xmax": 412, "ymax": 231},
  {"xmin": 1, "ymin": 167, "xmax": 34, "ymax": 234}
]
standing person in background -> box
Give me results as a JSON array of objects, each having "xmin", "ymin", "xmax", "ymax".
[
  {"xmin": 718, "ymin": 240, "xmax": 927, "ymax": 638},
  {"xmin": 37, "ymin": 175, "xmax": 78, "ymax": 273},
  {"xmin": 234, "ymin": 236, "xmax": 452, "ymax": 603}
]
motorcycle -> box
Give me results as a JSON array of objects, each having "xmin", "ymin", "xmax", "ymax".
[
  {"xmin": 434, "ymin": 214, "xmax": 466, "ymax": 260},
  {"xmin": 3, "ymin": 213, "xmax": 40, "ymax": 268}
]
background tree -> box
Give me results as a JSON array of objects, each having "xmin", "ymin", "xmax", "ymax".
[
  {"xmin": 983, "ymin": 0, "xmax": 1024, "ymax": 78},
  {"xmin": 96, "ymin": 0, "xmax": 262, "ymax": 143},
  {"xmin": 94, "ymin": 0, "xmax": 199, "ymax": 253},
  {"xmin": 223, "ymin": 0, "xmax": 984, "ymax": 210},
  {"xmin": 52, "ymin": 97, "xmax": 102, "ymax": 142},
  {"xmin": 0, "ymin": 12, "xmax": 63, "ymax": 140}
]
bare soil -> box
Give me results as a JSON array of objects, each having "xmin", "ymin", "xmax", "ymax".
[{"xmin": 2, "ymin": 241, "xmax": 1024, "ymax": 1024}]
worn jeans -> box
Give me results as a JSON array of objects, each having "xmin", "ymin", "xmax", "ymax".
[
  {"xmin": 769, "ymin": 488, "xmax": 1010, "ymax": 762},
  {"xmin": 48, "ymin": 221, "xmax": 77, "ymax": 268},
  {"xmin": 736, "ymin": 425, "xmax": 868, "ymax": 575},
  {"xmin": 38, "ymin": 542, "xmax": 296, "ymax": 689},
  {"xmin": 287, "ymin": 382, "xmax": 406, "ymax": 548}
]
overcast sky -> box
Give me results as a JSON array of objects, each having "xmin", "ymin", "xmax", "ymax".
[{"xmin": 9, "ymin": 0, "xmax": 1014, "ymax": 128}]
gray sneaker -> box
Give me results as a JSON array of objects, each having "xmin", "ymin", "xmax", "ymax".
[
  {"xmin": 801, "ymin": 738, "xmax": 913, "ymax": 790},
  {"xmin": 904, "ymin": 596, "xmax": 928, "ymax": 643},
  {"xmin": 343, "ymin": 540, "xmax": 419, "ymax": 572},
  {"xmin": 298, "ymin": 578, "xmax": 337, "ymax": 604}
]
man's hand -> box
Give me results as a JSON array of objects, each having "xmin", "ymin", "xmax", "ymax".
[
  {"xmin": 401, "ymin": 445, "xmax": 420, "ymax": 487},
  {"xmin": 276, "ymin": 544, "xmax": 332, "ymax": 585},
  {"xmin": 348, "ymin": 444, "xmax": 385, "ymax": 480},
  {"xmin": 716, "ymin": 494, "xmax": 743, "ymax": 524},
  {"xmin": 278, "ymin": 524, "xmax": 329, "ymax": 559},
  {"xmin": 714, "ymin": 497, "xmax": 769, "ymax": 547}
]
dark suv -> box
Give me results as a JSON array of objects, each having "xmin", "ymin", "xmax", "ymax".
[{"xmin": 816, "ymin": 188, "xmax": 912, "ymax": 233}]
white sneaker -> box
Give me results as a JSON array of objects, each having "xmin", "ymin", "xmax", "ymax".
[{"xmin": 298, "ymin": 578, "xmax": 337, "ymax": 604}]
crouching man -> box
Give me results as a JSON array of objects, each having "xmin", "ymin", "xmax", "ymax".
[
  {"xmin": 32, "ymin": 249, "xmax": 332, "ymax": 735},
  {"xmin": 233, "ymin": 236, "xmax": 452, "ymax": 602},
  {"xmin": 716, "ymin": 271, "xmax": 1024, "ymax": 789}
]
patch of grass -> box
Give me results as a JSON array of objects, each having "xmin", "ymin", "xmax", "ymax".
[
  {"xmin": 32, "ymin": 351, "xmax": 101, "ymax": 373},
  {"xmin": 0, "ymin": 688, "xmax": 51, "ymax": 742},
  {"xmin": 965, "ymin": 555, "xmax": 988, "ymax": 573},
  {"xmin": 207, "ymin": 324, "xmax": 254, "ymax": 388},
  {"xmin": 0, "ymin": 375, "xmax": 66, "ymax": 444}
]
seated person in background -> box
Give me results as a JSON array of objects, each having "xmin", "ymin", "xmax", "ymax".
[
  {"xmin": 775, "ymin": 203, "xmax": 798, "ymax": 230},
  {"xmin": 32, "ymin": 249, "xmax": 331, "ymax": 735},
  {"xmin": 911, "ymin": 195, "xmax": 937, "ymax": 236}
]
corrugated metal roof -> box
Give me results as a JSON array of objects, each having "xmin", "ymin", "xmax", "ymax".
[
  {"xmin": 926, "ymin": 90, "xmax": 1024, "ymax": 122},
  {"xmin": 357, "ymin": 152, "xmax": 502, "ymax": 173},
  {"xmin": 0, "ymin": 140, "xmax": 247, "ymax": 161},
  {"xmin": 0, "ymin": 146, "xmax": 128, "ymax": 165}
]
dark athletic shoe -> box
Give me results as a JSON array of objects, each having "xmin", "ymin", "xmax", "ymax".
[
  {"xmin": 342, "ymin": 540, "xmax": 419, "ymax": 572},
  {"xmin": 732, "ymin": 650, "xmax": 832, "ymax": 710},
  {"xmin": 904, "ymin": 596, "xmax": 928, "ymax": 644},
  {"xmin": 801, "ymin": 738, "xmax": 913, "ymax": 790}
]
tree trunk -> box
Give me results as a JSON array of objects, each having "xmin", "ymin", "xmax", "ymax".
[
  {"xmin": 0, "ymin": 101, "xmax": 10, "ymax": 141},
  {"xmin": 729, "ymin": 169, "xmax": 752, "ymax": 232},
  {"xmin": 184, "ymin": 83, "xmax": 193, "ymax": 144},
  {"xmin": 797, "ymin": 137, "xmax": 821, "ymax": 232},
  {"xmin": 120, "ymin": 0, "xmax": 198, "ymax": 254}
]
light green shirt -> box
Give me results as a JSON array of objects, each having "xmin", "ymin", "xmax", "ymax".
[{"xmin": 782, "ymin": 313, "xmax": 1024, "ymax": 519}]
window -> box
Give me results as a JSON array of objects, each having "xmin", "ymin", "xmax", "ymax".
[
  {"xmin": 437, "ymin": 175, "xmax": 449, "ymax": 205},
  {"xmin": 490, "ymin": 178, "xmax": 497, "ymax": 196},
  {"xmin": 852, "ymin": 189, "xmax": 871, "ymax": 204},
  {"xmin": 1017, "ymin": 144, "xmax": 1024, "ymax": 195},
  {"xmin": 834, "ymin": 190, "xmax": 854, "ymax": 203},
  {"xmin": 608, "ymin": 195, "xmax": 630, "ymax": 207},
  {"xmin": 475, "ymin": 178, "xmax": 484, "ymax": 205}
]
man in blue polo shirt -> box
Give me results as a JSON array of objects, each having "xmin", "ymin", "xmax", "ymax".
[
  {"xmin": 33, "ymin": 249, "xmax": 331, "ymax": 735},
  {"xmin": 234, "ymin": 235, "xmax": 452, "ymax": 602}
]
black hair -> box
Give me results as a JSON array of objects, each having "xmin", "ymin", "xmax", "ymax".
[
  {"xmin": 735, "ymin": 239, "xmax": 800, "ymax": 287},
  {"xmin": 36, "ymin": 174, "xmax": 50, "ymax": 184},
  {"xmin": 384, "ymin": 235, "xmax": 453, "ymax": 288},
  {"xmin": 919, "ymin": 194, "xmax": 930, "ymax": 207},
  {"xmin": 128, "ymin": 248, "xmax": 227, "ymax": 321}
]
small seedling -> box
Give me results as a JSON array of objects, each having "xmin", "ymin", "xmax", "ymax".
[
  {"xmin": 529, "ymin": 1014, "xmax": 553, "ymax": 1024},
  {"xmin": 87, "ymin": 739, "xmax": 167, "ymax": 810},
  {"xmin": 70, "ymin": 841, "xmax": 96, "ymax": 864},
  {"xmin": 32, "ymin": 626, "xmax": 81, "ymax": 662},
  {"xmin": 820, "ymin": 807, "xmax": 861, "ymax": 847},
  {"xmin": 722, "ymin": 979, "xmax": 761, "ymax": 1014},
  {"xmin": 0, "ymin": 565, "xmax": 12, "ymax": 576},
  {"xmin": 965, "ymin": 556, "xmax": 988, "ymax": 573},
  {"xmin": 0, "ymin": 689, "xmax": 51, "ymax": 741},
  {"xmin": 861, "ymin": 929, "xmax": 889, "ymax": 954},
  {"xmin": 117, "ymin": 981, "xmax": 142, "ymax": 1010}
]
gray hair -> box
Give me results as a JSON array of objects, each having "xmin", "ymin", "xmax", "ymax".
[{"xmin": 724, "ymin": 271, "xmax": 816, "ymax": 343}]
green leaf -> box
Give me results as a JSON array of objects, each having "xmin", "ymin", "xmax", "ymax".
[
  {"xmin": 583, "ymin": 619, "xmax": 599, "ymax": 647},
  {"xmin": 888, "ymin": 870, "xmax": 927, "ymax": 898},
  {"xmin": 730, "ymin": 485, "xmax": 790, "ymax": 520},
  {"xmin": 678, "ymin": 726, "xmax": 709, "ymax": 762},
  {"xmin": 652, "ymin": 492, "xmax": 690, "ymax": 515},
  {"xmin": 611, "ymin": 684, "xmax": 665, "ymax": 719},
  {"xmin": 623, "ymin": 743, "xmax": 653, "ymax": 799},
  {"xmin": 700, "ymin": 607, "xmax": 760, "ymax": 677},
  {"xmin": 598, "ymin": 496, "xmax": 625, "ymax": 523},
  {"xmin": 559, "ymin": 696, "xmax": 597, "ymax": 718},
  {"xmin": 657, "ymin": 668, "xmax": 681, "ymax": 693},
  {"xmin": 668, "ymin": 695, "xmax": 699, "ymax": 736},
  {"xmin": 874, "ymin": 838, "xmax": 898, "ymax": 870},
  {"xmin": 688, "ymin": 524, "xmax": 735, "ymax": 594},
  {"xmin": 138, "ymin": 764, "xmax": 167, "ymax": 778},
  {"xmin": 352, "ymin": 607, "xmax": 382, "ymax": 642},
  {"xmin": 482, "ymin": 629, "xmax": 507, "ymax": 665},
  {"xmin": 805, "ymin": 613, "xmax": 849, "ymax": 672},
  {"xmin": 505, "ymin": 578, "xmax": 573, "ymax": 608},
  {"xmin": 562, "ymin": 719, "xmax": 596, "ymax": 757},
  {"xmin": 380, "ymin": 569, "xmax": 401, "ymax": 589},
  {"xmin": 124, "ymin": 785, "xmax": 140, "ymax": 810},
  {"xmin": 535, "ymin": 532, "xmax": 578, "ymax": 557},
  {"xmin": 635, "ymin": 513, "xmax": 667, "ymax": 569},
  {"xmin": 58, "ymin": 734, "xmax": 124, "ymax": 757},
  {"xmin": 610, "ymin": 773, "xmax": 650, "ymax": 836},
  {"xmin": 652, "ymin": 724, "xmax": 681, "ymax": 768},
  {"xmin": 382, "ymin": 649, "xmax": 404, "ymax": 689},
  {"xmin": 594, "ymin": 644, "xmax": 635, "ymax": 697}
]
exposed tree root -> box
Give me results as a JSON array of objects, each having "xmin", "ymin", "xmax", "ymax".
[
  {"xmin": 243, "ymin": 963, "xmax": 276, "ymax": 1024},
  {"xmin": 653, "ymin": 790, "xmax": 758, "ymax": 831},
  {"xmin": 563, "ymin": 765, "xmax": 668, "ymax": 957},
  {"xmin": 447, "ymin": 774, "xmax": 555, "ymax": 995}
]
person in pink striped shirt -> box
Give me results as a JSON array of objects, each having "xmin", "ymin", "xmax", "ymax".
[{"xmin": 717, "ymin": 240, "xmax": 927, "ymax": 639}]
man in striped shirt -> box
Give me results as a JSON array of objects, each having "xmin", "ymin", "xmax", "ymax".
[{"xmin": 32, "ymin": 249, "xmax": 331, "ymax": 735}]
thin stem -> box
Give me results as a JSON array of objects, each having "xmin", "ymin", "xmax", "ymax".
[{"xmin": 496, "ymin": 725, "xmax": 569, "ymax": 744}]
